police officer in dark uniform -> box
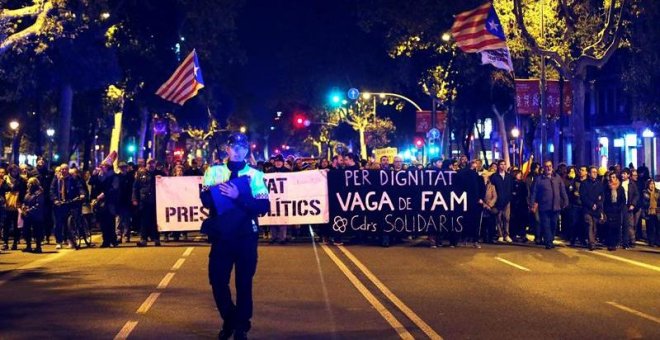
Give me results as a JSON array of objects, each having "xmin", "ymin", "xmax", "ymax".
[{"xmin": 200, "ymin": 133, "xmax": 269, "ymax": 340}]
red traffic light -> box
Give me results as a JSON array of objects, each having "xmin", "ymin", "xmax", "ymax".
[
  {"xmin": 414, "ymin": 137, "xmax": 425, "ymax": 148},
  {"xmin": 293, "ymin": 114, "xmax": 310, "ymax": 128}
]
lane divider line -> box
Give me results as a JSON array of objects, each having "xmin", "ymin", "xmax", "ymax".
[
  {"xmin": 157, "ymin": 272, "xmax": 176, "ymax": 289},
  {"xmin": 606, "ymin": 301, "xmax": 660, "ymax": 324},
  {"xmin": 495, "ymin": 257, "xmax": 531, "ymax": 272},
  {"xmin": 590, "ymin": 251, "xmax": 660, "ymax": 273},
  {"xmin": 113, "ymin": 320, "xmax": 138, "ymax": 340},
  {"xmin": 171, "ymin": 258, "xmax": 186, "ymax": 271},
  {"xmin": 337, "ymin": 245, "xmax": 443, "ymax": 340},
  {"xmin": 320, "ymin": 244, "xmax": 414, "ymax": 340},
  {"xmin": 136, "ymin": 292, "xmax": 161, "ymax": 314},
  {"xmin": 182, "ymin": 247, "xmax": 194, "ymax": 257}
]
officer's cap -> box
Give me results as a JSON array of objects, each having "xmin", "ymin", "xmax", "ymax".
[{"xmin": 228, "ymin": 132, "xmax": 249, "ymax": 148}]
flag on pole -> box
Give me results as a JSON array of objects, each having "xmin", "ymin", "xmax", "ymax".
[
  {"xmin": 451, "ymin": 2, "xmax": 513, "ymax": 72},
  {"xmin": 156, "ymin": 50, "xmax": 205, "ymax": 105},
  {"xmin": 480, "ymin": 48, "xmax": 513, "ymax": 72}
]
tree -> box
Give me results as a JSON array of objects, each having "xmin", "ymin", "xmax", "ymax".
[
  {"xmin": 621, "ymin": 0, "xmax": 660, "ymax": 126},
  {"xmin": 507, "ymin": 0, "xmax": 628, "ymax": 165}
]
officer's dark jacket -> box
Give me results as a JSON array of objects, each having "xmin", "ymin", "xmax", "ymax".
[
  {"xmin": 579, "ymin": 178, "xmax": 604, "ymax": 216},
  {"xmin": 49, "ymin": 175, "xmax": 85, "ymax": 204},
  {"xmin": 199, "ymin": 162, "xmax": 270, "ymax": 240}
]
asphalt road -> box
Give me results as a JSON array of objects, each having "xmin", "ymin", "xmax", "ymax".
[{"xmin": 1, "ymin": 234, "xmax": 658, "ymax": 339}]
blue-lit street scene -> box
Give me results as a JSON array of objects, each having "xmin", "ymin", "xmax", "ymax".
[{"xmin": 0, "ymin": 1, "xmax": 658, "ymax": 339}]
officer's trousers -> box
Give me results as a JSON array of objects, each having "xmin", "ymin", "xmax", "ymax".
[{"xmin": 209, "ymin": 234, "xmax": 258, "ymax": 333}]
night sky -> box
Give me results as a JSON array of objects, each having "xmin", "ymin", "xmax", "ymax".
[{"xmin": 195, "ymin": 0, "xmax": 422, "ymax": 134}]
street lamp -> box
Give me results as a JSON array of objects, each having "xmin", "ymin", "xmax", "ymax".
[
  {"xmin": 511, "ymin": 127, "xmax": 520, "ymax": 138},
  {"xmin": 9, "ymin": 121, "xmax": 19, "ymax": 164},
  {"xmin": 240, "ymin": 126, "xmax": 247, "ymax": 133},
  {"xmin": 511, "ymin": 127, "xmax": 521, "ymax": 167},
  {"xmin": 441, "ymin": 32, "xmax": 451, "ymax": 42}
]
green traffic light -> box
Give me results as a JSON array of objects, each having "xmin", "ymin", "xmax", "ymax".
[{"xmin": 127, "ymin": 144, "xmax": 136, "ymax": 153}]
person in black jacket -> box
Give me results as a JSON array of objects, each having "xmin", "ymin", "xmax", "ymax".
[
  {"xmin": 456, "ymin": 160, "xmax": 486, "ymax": 247},
  {"xmin": 91, "ymin": 162, "xmax": 120, "ymax": 248},
  {"xmin": 132, "ymin": 159, "xmax": 165, "ymax": 247},
  {"xmin": 579, "ymin": 167, "xmax": 604, "ymax": 250},
  {"xmin": 510, "ymin": 170, "xmax": 529, "ymax": 242},
  {"xmin": 21, "ymin": 178, "xmax": 46, "ymax": 253},
  {"xmin": 490, "ymin": 159, "xmax": 513, "ymax": 243},
  {"xmin": 620, "ymin": 168, "xmax": 639, "ymax": 248},
  {"xmin": 3, "ymin": 164, "xmax": 27, "ymax": 250},
  {"xmin": 603, "ymin": 172, "xmax": 626, "ymax": 251},
  {"xmin": 49, "ymin": 164, "xmax": 86, "ymax": 250},
  {"xmin": 116, "ymin": 162, "xmax": 134, "ymax": 243},
  {"xmin": 199, "ymin": 132, "xmax": 270, "ymax": 340}
]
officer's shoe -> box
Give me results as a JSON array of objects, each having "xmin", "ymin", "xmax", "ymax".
[{"xmin": 218, "ymin": 329, "xmax": 233, "ymax": 340}]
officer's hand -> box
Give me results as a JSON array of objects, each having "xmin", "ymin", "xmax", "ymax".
[{"xmin": 219, "ymin": 182, "xmax": 239, "ymax": 199}]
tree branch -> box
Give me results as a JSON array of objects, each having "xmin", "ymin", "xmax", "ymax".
[
  {"xmin": 0, "ymin": 0, "xmax": 53, "ymax": 56},
  {"xmin": 512, "ymin": 0, "xmax": 570, "ymax": 76},
  {"xmin": 577, "ymin": 0, "xmax": 626, "ymax": 70},
  {"xmin": 558, "ymin": 0, "xmax": 576, "ymax": 35},
  {"xmin": 583, "ymin": 0, "xmax": 623, "ymax": 54},
  {"xmin": 0, "ymin": 1, "xmax": 45, "ymax": 20}
]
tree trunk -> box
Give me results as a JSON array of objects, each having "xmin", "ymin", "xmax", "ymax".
[
  {"xmin": 58, "ymin": 83, "xmax": 73, "ymax": 164},
  {"xmin": 82, "ymin": 121, "xmax": 95, "ymax": 171},
  {"xmin": 570, "ymin": 71, "xmax": 587, "ymax": 166},
  {"xmin": 493, "ymin": 106, "xmax": 511, "ymax": 169},
  {"xmin": 138, "ymin": 105, "xmax": 149, "ymax": 161},
  {"xmin": 359, "ymin": 127, "xmax": 367, "ymax": 160}
]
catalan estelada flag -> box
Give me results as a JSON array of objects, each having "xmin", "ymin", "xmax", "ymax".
[{"xmin": 156, "ymin": 50, "xmax": 205, "ymax": 105}]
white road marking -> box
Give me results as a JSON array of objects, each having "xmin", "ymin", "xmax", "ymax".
[
  {"xmin": 495, "ymin": 257, "xmax": 531, "ymax": 272},
  {"xmin": 590, "ymin": 251, "xmax": 660, "ymax": 273},
  {"xmin": 337, "ymin": 245, "xmax": 443, "ymax": 340},
  {"xmin": 182, "ymin": 247, "xmax": 194, "ymax": 257},
  {"xmin": 157, "ymin": 272, "xmax": 176, "ymax": 289},
  {"xmin": 321, "ymin": 245, "xmax": 414, "ymax": 340},
  {"xmin": 136, "ymin": 292, "xmax": 161, "ymax": 314},
  {"xmin": 606, "ymin": 301, "xmax": 660, "ymax": 324},
  {"xmin": 113, "ymin": 320, "xmax": 138, "ymax": 340},
  {"xmin": 308, "ymin": 226, "xmax": 338, "ymax": 335},
  {"xmin": 171, "ymin": 258, "xmax": 186, "ymax": 270}
]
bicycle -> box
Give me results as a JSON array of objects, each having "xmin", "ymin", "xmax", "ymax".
[
  {"xmin": 67, "ymin": 206, "xmax": 92, "ymax": 247},
  {"xmin": 56, "ymin": 197, "xmax": 92, "ymax": 248}
]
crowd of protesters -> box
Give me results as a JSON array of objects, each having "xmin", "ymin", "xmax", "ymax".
[
  {"xmin": 0, "ymin": 156, "xmax": 211, "ymax": 253},
  {"xmin": 1, "ymin": 151, "xmax": 658, "ymax": 254},
  {"xmin": 256, "ymin": 152, "xmax": 659, "ymax": 251}
]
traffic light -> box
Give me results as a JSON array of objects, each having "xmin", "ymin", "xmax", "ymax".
[
  {"xmin": 293, "ymin": 114, "xmax": 311, "ymax": 128},
  {"xmin": 328, "ymin": 90, "xmax": 343, "ymax": 107},
  {"xmin": 414, "ymin": 137, "xmax": 425, "ymax": 148},
  {"xmin": 126, "ymin": 143, "xmax": 136, "ymax": 153}
]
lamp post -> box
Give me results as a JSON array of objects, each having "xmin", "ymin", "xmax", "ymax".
[
  {"xmin": 46, "ymin": 128, "xmax": 55, "ymax": 165},
  {"xmin": 511, "ymin": 127, "xmax": 520, "ymax": 167},
  {"xmin": 9, "ymin": 121, "xmax": 19, "ymax": 164}
]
